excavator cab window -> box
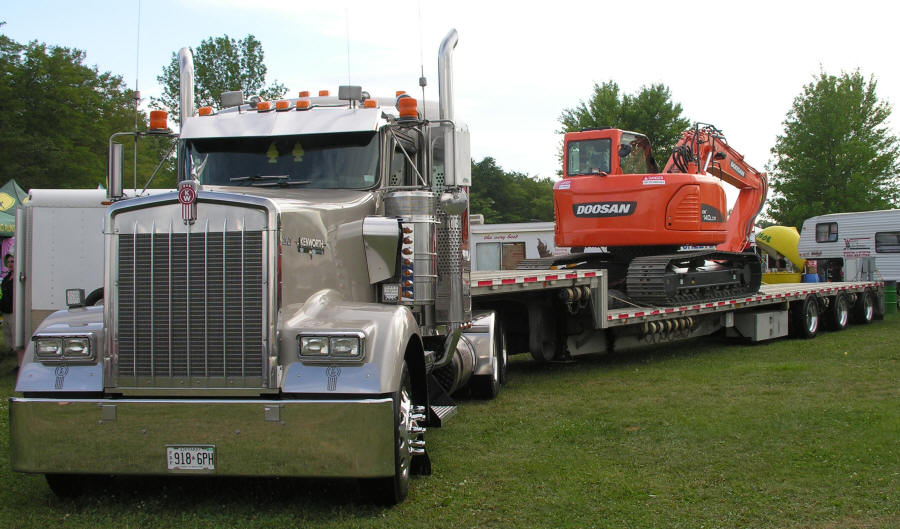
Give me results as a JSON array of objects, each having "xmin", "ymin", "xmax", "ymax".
[
  {"xmin": 618, "ymin": 132, "xmax": 656, "ymax": 174},
  {"xmin": 567, "ymin": 139, "xmax": 611, "ymax": 176}
]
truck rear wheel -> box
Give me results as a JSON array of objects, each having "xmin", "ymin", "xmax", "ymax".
[
  {"xmin": 360, "ymin": 362, "xmax": 415, "ymax": 505},
  {"xmin": 826, "ymin": 294, "xmax": 850, "ymax": 331},
  {"xmin": 791, "ymin": 295, "xmax": 820, "ymax": 339},
  {"xmin": 852, "ymin": 289, "xmax": 874, "ymax": 325},
  {"xmin": 470, "ymin": 323, "xmax": 507, "ymax": 399}
]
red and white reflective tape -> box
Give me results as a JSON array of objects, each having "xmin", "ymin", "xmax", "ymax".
[{"xmin": 474, "ymin": 270, "xmax": 598, "ymax": 288}]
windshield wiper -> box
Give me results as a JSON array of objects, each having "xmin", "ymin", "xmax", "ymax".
[{"xmin": 228, "ymin": 174, "xmax": 311, "ymax": 187}]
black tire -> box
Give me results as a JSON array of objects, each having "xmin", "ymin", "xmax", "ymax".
[
  {"xmin": 791, "ymin": 295, "xmax": 820, "ymax": 339},
  {"xmin": 84, "ymin": 288, "xmax": 104, "ymax": 306},
  {"xmin": 470, "ymin": 322, "xmax": 507, "ymax": 399},
  {"xmin": 360, "ymin": 362, "xmax": 414, "ymax": 505},
  {"xmin": 873, "ymin": 288, "xmax": 885, "ymax": 320},
  {"xmin": 825, "ymin": 294, "xmax": 850, "ymax": 331},
  {"xmin": 45, "ymin": 474, "xmax": 85, "ymax": 498},
  {"xmin": 852, "ymin": 289, "xmax": 875, "ymax": 324}
]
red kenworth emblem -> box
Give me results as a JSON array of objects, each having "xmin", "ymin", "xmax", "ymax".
[{"xmin": 178, "ymin": 181, "xmax": 198, "ymax": 223}]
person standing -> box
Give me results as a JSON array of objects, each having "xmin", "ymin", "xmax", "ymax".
[{"xmin": 1, "ymin": 253, "xmax": 21, "ymax": 369}]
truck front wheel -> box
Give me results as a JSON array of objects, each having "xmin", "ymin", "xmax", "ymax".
[
  {"xmin": 45, "ymin": 474, "xmax": 86, "ymax": 498},
  {"xmin": 360, "ymin": 362, "xmax": 415, "ymax": 505}
]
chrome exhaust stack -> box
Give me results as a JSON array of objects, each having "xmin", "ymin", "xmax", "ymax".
[{"xmin": 176, "ymin": 47, "xmax": 194, "ymax": 182}]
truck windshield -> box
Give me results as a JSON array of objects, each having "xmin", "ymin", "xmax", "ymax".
[
  {"xmin": 567, "ymin": 138, "xmax": 611, "ymax": 176},
  {"xmin": 186, "ymin": 131, "xmax": 379, "ymax": 189}
]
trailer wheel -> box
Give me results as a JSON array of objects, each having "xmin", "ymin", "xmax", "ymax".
[
  {"xmin": 470, "ymin": 322, "xmax": 507, "ymax": 399},
  {"xmin": 791, "ymin": 295, "xmax": 820, "ymax": 339},
  {"xmin": 851, "ymin": 289, "xmax": 874, "ymax": 324},
  {"xmin": 825, "ymin": 294, "xmax": 850, "ymax": 331},
  {"xmin": 360, "ymin": 362, "xmax": 414, "ymax": 505},
  {"xmin": 873, "ymin": 288, "xmax": 885, "ymax": 320}
]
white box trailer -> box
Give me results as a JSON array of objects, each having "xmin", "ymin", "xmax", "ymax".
[{"xmin": 797, "ymin": 209, "xmax": 900, "ymax": 282}]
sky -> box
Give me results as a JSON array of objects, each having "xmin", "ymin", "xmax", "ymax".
[{"xmin": 3, "ymin": 0, "xmax": 899, "ymax": 188}]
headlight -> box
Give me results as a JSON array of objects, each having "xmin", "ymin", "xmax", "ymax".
[
  {"xmin": 33, "ymin": 334, "xmax": 95, "ymax": 363},
  {"xmin": 297, "ymin": 333, "xmax": 365, "ymax": 362},
  {"xmin": 299, "ymin": 336, "xmax": 329, "ymax": 356}
]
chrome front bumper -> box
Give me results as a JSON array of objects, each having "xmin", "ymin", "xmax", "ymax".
[{"xmin": 9, "ymin": 396, "xmax": 395, "ymax": 478}]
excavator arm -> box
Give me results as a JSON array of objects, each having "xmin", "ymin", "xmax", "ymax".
[{"xmin": 664, "ymin": 124, "xmax": 768, "ymax": 253}]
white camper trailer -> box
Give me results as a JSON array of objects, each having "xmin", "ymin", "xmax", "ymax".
[{"xmin": 797, "ymin": 209, "xmax": 900, "ymax": 282}]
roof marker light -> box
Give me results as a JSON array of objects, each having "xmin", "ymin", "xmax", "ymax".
[
  {"xmin": 298, "ymin": 91, "xmax": 310, "ymax": 98},
  {"xmin": 275, "ymin": 100, "xmax": 291, "ymax": 111},
  {"xmin": 363, "ymin": 99, "xmax": 377, "ymax": 108},
  {"xmin": 296, "ymin": 100, "xmax": 311, "ymax": 110},
  {"xmin": 257, "ymin": 101, "xmax": 273, "ymax": 112},
  {"xmin": 397, "ymin": 96, "xmax": 418, "ymax": 120},
  {"xmin": 395, "ymin": 90, "xmax": 406, "ymax": 97},
  {"xmin": 318, "ymin": 90, "xmax": 329, "ymax": 97},
  {"xmin": 198, "ymin": 106, "xmax": 214, "ymax": 116},
  {"xmin": 149, "ymin": 110, "xmax": 168, "ymax": 130}
]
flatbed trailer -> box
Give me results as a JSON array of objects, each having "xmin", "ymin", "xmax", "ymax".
[{"xmin": 471, "ymin": 269, "xmax": 883, "ymax": 360}]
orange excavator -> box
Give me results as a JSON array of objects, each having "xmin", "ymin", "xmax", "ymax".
[{"xmin": 549, "ymin": 123, "xmax": 768, "ymax": 305}]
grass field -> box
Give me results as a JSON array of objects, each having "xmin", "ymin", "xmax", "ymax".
[{"xmin": 1, "ymin": 315, "xmax": 898, "ymax": 528}]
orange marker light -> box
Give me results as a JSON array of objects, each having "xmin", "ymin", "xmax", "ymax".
[
  {"xmin": 298, "ymin": 91, "xmax": 310, "ymax": 98},
  {"xmin": 149, "ymin": 110, "xmax": 168, "ymax": 130},
  {"xmin": 198, "ymin": 106, "xmax": 214, "ymax": 116},
  {"xmin": 318, "ymin": 90, "xmax": 329, "ymax": 97},
  {"xmin": 296, "ymin": 100, "xmax": 311, "ymax": 110},
  {"xmin": 257, "ymin": 101, "xmax": 272, "ymax": 112},
  {"xmin": 397, "ymin": 97, "xmax": 418, "ymax": 119},
  {"xmin": 395, "ymin": 90, "xmax": 407, "ymax": 97},
  {"xmin": 363, "ymin": 99, "xmax": 377, "ymax": 108},
  {"xmin": 275, "ymin": 100, "xmax": 291, "ymax": 111}
]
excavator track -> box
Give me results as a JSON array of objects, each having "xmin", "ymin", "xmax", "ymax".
[{"xmin": 625, "ymin": 250, "xmax": 762, "ymax": 306}]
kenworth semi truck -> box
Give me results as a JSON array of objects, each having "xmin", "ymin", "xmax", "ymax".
[{"xmin": 9, "ymin": 30, "xmax": 884, "ymax": 505}]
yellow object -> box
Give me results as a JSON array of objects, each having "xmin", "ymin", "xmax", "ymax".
[
  {"xmin": 756, "ymin": 226, "xmax": 806, "ymax": 270},
  {"xmin": 761, "ymin": 272, "xmax": 803, "ymax": 284}
]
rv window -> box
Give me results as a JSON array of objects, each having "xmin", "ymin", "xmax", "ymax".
[
  {"xmin": 815, "ymin": 222, "xmax": 838, "ymax": 243},
  {"xmin": 875, "ymin": 231, "xmax": 900, "ymax": 253}
]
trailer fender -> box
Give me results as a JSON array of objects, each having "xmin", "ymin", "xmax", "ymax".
[
  {"xmin": 15, "ymin": 306, "xmax": 105, "ymax": 393},
  {"xmin": 280, "ymin": 289, "xmax": 422, "ymax": 396}
]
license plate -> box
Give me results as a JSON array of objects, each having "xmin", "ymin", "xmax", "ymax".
[{"xmin": 166, "ymin": 445, "xmax": 215, "ymax": 472}]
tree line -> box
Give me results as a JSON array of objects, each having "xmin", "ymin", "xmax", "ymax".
[{"xmin": 1, "ymin": 26, "xmax": 897, "ymax": 228}]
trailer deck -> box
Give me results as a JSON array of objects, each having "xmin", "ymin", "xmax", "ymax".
[{"xmin": 472, "ymin": 270, "xmax": 881, "ymax": 330}]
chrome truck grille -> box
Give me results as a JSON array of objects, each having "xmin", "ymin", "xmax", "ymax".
[{"xmin": 115, "ymin": 230, "xmax": 266, "ymax": 388}]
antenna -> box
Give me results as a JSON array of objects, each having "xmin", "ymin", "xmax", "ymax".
[
  {"xmin": 417, "ymin": 0, "xmax": 427, "ymax": 119},
  {"xmin": 345, "ymin": 8, "xmax": 353, "ymax": 107},
  {"xmin": 132, "ymin": 0, "xmax": 143, "ymax": 192}
]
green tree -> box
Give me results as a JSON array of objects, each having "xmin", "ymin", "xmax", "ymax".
[
  {"xmin": 0, "ymin": 29, "xmax": 173, "ymax": 191},
  {"xmin": 767, "ymin": 71, "xmax": 900, "ymax": 228},
  {"xmin": 154, "ymin": 34, "xmax": 286, "ymax": 121},
  {"xmin": 470, "ymin": 157, "xmax": 554, "ymax": 223},
  {"xmin": 558, "ymin": 81, "xmax": 690, "ymax": 167}
]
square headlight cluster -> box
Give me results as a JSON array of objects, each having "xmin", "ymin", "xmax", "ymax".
[
  {"xmin": 297, "ymin": 333, "xmax": 365, "ymax": 362},
  {"xmin": 33, "ymin": 335, "xmax": 94, "ymax": 363}
]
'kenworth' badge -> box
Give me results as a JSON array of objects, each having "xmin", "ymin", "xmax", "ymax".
[{"xmin": 178, "ymin": 180, "xmax": 199, "ymax": 224}]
